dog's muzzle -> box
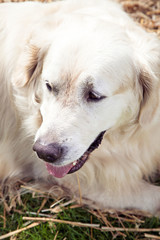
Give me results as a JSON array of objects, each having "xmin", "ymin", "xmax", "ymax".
[{"xmin": 33, "ymin": 131, "xmax": 106, "ymax": 178}]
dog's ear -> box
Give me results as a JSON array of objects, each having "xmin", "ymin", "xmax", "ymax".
[
  {"xmin": 12, "ymin": 43, "xmax": 46, "ymax": 88},
  {"xmin": 138, "ymin": 69, "xmax": 159, "ymax": 126},
  {"xmin": 127, "ymin": 25, "xmax": 160, "ymax": 127}
]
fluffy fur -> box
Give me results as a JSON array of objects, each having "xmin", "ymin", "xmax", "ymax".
[{"xmin": 0, "ymin": 0, "xmax": 160, "ymax": 214}]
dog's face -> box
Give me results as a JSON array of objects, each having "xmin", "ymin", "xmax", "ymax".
[
  {"xmin": 12, "ymin": 16, "xmax": 158, "ymax": 178},
  {"xmin": 33, "ymin": 22, "xmax": 141, "ymax": 177}
]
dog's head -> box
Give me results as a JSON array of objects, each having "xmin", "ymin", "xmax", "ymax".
[{"xmin": 12, "ymin": 12, "xmax": 160, "ymax": 178}]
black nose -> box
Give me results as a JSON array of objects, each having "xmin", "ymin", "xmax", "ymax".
[{"xmin": 33, "ymin": 141, "xmax": 63, "ymax": 163}]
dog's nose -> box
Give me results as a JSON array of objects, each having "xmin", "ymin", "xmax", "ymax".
[{"xmin": 33, "ymin": 141, "xmax": 63, "ymax": 163}]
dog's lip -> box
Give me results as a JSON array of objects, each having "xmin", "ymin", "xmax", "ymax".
[
  {"xmin": 68, "ymin": 131, "xmax": 106, "ymax": 174},
  {"xmin": 46, "ymin": 131, "xmax": 106, "ymax": 178}
]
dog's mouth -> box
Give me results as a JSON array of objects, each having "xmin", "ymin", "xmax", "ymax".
[{"xmin": 46, "ymin": 131, "xmax": 106, "ymax": 178}]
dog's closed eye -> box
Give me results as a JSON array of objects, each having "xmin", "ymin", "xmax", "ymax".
[
  {"xmin": 46, "ymin": 82, "xmax": 52, "ymax": 92},
  {"xmin": 87, "ymin": 91, "xmax": 106, "ymax": 102},
  {"xmin": 45, "ymin": 81, "xmax": 59, "ymax": 95}
]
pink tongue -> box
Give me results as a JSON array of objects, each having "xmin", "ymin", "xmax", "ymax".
[{"xmin": 46, "ymin": 162, "xmax": 73, "ymax": 178}]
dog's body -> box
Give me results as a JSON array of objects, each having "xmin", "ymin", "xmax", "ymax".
[{"xmin": 0, "ymin": 0, "xmax": 160, "ymax": 214}]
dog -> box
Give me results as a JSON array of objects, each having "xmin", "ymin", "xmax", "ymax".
[{"xmin": 0, "ymin": 0, "xmax": 160, "ymax": 214}]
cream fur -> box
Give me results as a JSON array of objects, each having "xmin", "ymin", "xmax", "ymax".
[{"xmin": 0, "ymin": 0, "xmax": 160, "ymax": 214}]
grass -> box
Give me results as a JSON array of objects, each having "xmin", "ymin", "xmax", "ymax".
[{"xmin": 1, "ymin": 187, "xmax": 160, "ymax": 240}]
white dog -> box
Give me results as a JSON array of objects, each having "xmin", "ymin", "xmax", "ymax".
[{"xmin": 0, "ymin": 0, "xmax": 160, "ymax": 214}]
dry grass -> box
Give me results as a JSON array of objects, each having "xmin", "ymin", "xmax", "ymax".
[
  {"xmin": 119, "ymin": 0, "xmax": 160, "ymax": 37},
  {"xmin": 1, "ymin": 185, "xmax": 160, "ymax": 239}
]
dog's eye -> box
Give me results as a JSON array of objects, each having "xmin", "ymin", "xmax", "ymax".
[
  {"xmin": 87, "ymin": 91, "xmax": 105, "ymax": 102},
  {"xmin": 46, "ymin": 82, "xmax": 52, "ymax": 92}
]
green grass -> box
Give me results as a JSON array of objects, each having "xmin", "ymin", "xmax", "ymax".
[{"xmin": 0, "ymin": 192, "xmax": 160, "ymax": 240}]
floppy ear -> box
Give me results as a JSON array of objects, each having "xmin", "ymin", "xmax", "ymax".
[
  {"xmin": 127, "ymin": 23, "xmax": 160, "ymax": 127},
  {"xmin": 138, "ymin": 69, "xmax": 159, "ymax": 126},
  {"xmin": 12, "ymin": 43, "xmax": 46, "ymax": 88}
]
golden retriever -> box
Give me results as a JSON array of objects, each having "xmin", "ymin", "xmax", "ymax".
[{"xmin": 0, "ymin": 0, "xmax": 160, "ymax": 214}]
